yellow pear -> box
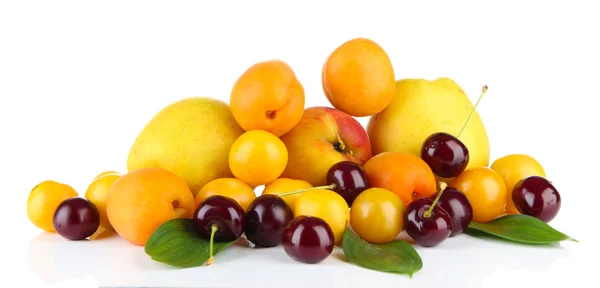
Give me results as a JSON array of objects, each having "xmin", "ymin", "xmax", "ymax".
[
  {"xmin": 367, "ymin": 78, "xmax": 490, "ymax": 173},
  {"xmin": 127, "ymin": 97, "xmax": 245, "ymax": 197}
]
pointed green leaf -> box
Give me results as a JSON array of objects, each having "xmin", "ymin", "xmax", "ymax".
[
  {"xmin": 341, "ymin": 228, "xmax": 422, "ymax": 277},
  {"xmin": 466, "ymin": 214, "xmax": 577, "ymax": 245},
  {"xmin": 144, "ymin": 218, "xmax": 236, "ymax": 268}
]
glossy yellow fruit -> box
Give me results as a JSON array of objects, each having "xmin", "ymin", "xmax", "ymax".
[
  {"xmin": 261, "ymin": 178, "xmax": 312, "ymax": 208},
  {"xmin": 194, "ymin": 178, "xmax": 256, "ymax": 211},
  {"xmin": 27, "ymin": 180, "xmax": 78, "ymax": 232},
  {"xmin": 350, "ymin": 188, "xmax": 404, "ymax": 244},
  {"xmin": 85, "ymin": 171, "xmax": 121, "ymax": 230},
  {"xmin": 229, "ymin": 130, "xmax": 288, "ymax": 186},
  {"xmin": 491, "ymin": 154, "xmax": 546, "ymax": 214},
  {"xmin": 451, "ymin": 167, "xmax": 507, "ymax": 223},
  {"xmin": 367, "ymin": 78, "xmax": 490, "ymax": 172},
  {"xmin": 293, "ymin": 189, "xmax": 349, "ymax": 244}
]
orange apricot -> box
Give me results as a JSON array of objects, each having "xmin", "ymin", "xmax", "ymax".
[
  {"xmin": 322, "ymin": 38, "xmax": 395, "ymax": 117},
  {"xmin": 450, "ymin": 167, "xmax": 507, "ymax": 223},
  {"xmin": 230, "ymin": 60, "xmax": 305, "ymax": 137}
]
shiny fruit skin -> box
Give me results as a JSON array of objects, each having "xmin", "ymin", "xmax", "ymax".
[
  {"xmin": 491, "ymin": 154, "xmax": 546, "ymax": 214},
  {"xmin": 53, "ymin": 197, "xmax": 100, "ymax": 240},
  {"xmin": 404, "ymin": 198, "xmax": 452, "ymax": 247},
  {"xmin": 230, "ymin": 60, "xmax": 305, "ymax": 137},
  {"xmin": 245, "ymin": 194, "xmax": 294, "ymax": 247},
  {"xmin": 326, "ymin": 161, "xmax": 370, "ymax": 206},
  {"xmin": 432, "ymin": 187, "xmax": 473, "ymax": 236},
  {"xmin": 85, "ymin": 171, "xmax": 121, "ymax": 230},
  {"xmin": 293, "ymin": 189, "xmax": 349, "ymax": 244},
  {"xmin": 450, "ymin": 167, "xmax": 507, "ymax": 223},
  {"xmin": 229, "ymin": 130, "xmax": 288, "ymax": 186},
  {"xmin": 350, "ymin": 188, "xmax": 404, "ymax": 244},
  {"xmin": 421, "ymin": 132, "xmax": 469, "ymax": 178},
  {"xmin": 194, "ymin": 178, "xmax": 256, "ymax": 212},
  {"xmin": 193, "ymin": 195, "xmax": 245, "ymax": 241},
  {"xmin": 27, "ymin": 180, "xmax": 79, "ymax": 233},
  {"xmin": 261, "ymin": 178, "xmax": 312, "ymax": 208},
  {"xmin": 363, "ymin": 151, "xmax": 437, "ymax": 208},
  {"xmin": 322, "ymin": 37, "xmax": 395, "ymax": 117},
  {"xmin": 512, "ymin": 176, "xmax": 561, "ymax": 223},
  {"xmin": 282, "ymin": 216, "xmax": 334, "ymax": 264},
  {"xmin": 106, "ymin": 167, "xmax": 196, "ymax": 246}
]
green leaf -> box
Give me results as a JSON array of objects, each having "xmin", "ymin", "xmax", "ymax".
[
  {"xmin": 341, "ymin": 228, "xmax": 422, "ymax": 277},
  {"xmin": 144, "ymin": 218, "xmax": 236, "ymax": 268},
  {"xmin": 466, "ymin": 214, "xmax": 578, "ymax": 245}
]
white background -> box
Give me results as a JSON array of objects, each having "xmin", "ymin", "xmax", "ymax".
[{"xmin": 1, "ymin": 1, "xmax": 599, "ymax": 287}]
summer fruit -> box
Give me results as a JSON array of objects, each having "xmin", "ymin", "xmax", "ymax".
[
  {"xmin": 229, "ymin": 130, "xmax": 288, "ymax": 187},
  {"xmin": 491, "ymin": 154, "xmax": 546, "ymax": 214},
  {"xmin": 85, "ymin": 171, "xmax": 120, "ymax": 230},
  {"xmin": 282, "ymin": 216, "xmax": 334, "ymax": 264},
  {"xmin": 27, "ymin": 180, "xmax": 78, "ymax": 233},
  {"xmin": 421, "ymin": 86, "xmax": 488, "ymax": 178},
  {"xmin": 512, "ymin": 176, "xmax": 561, "ymax": 223},
  {"xmin": 321, "ymin": 37, "xmax": 395, "ymax": 117},
  {"xmin": 106, "ymin": 167, "xmax": 196, "ymax": 246},
  {"xmin": 363, "ymin": 151, "xmax": 437, "ymax": 208},
  {"xmin": 367, "ymin": 78, "xmax": 490, "ymax": 172},
  {"xmin": 230, "ymin": 59, "xmax": 305, "ymax": 137},
  {"xmin": 404, "ymin": 183, "xmax": 453, "ymax": 247},
  {"xmin": 127, "ymin": 97, "xmax": 244, "ymax": 197},
  {"xmin": 244, "ymin": 194, "xmax": 294, "ymax": 247},
  {"xmin": 279, "ymin": 106, "xmax": 372, "ymax": 186},
  {"xmin": 194, "ymin": 178, "xmax": 256, "ymax": 212},
  {"xmin": 293, "ymin": 189, "xmax": 350, "ymax": 244},
  {"xmin": 325, "ymin": 161, "xmax": 370, "ymax": 206},
  {"xmin": 193, "ymin": 195, "xmax": 246, "ymax": 265},
  {"xmin": 261, "ymin": 178, "xmax": 313, "ymax": 208},
  {"xmin": 52, "ymin": 197, "xmax": 100, "ymax": 241},
  {"xmin": 431, "ymin": 186, "xmax": 473, "ymax": 236},
  {"xmin": 350, "ymin": 188, "xmax": 404, "ymax": 244},
  {"xmin": 450, "ymin": 167, "xmax": 507, "ymax": 223}
]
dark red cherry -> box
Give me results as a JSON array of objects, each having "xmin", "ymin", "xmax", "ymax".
[
  {"xmin": 282, "ymin": 216, "xmax": 334, "ymax": 264},
  {"xmin": 193, "ymin": 195, "xmax": 245, "ymax": 242},
  {"xmin": 512, "ymin": 176, "xmax": 561, "ymax": 223},
  {"xmin": 404, "ymin": 198, "xmax": 452, "ymax": 247},
  {"xmin": 53, "ymin": 197, "xmax": 100, "ymax": 241},
  {"xmin": 432, "ymin": 187, "xmax": 473, "ymax": 237},
  {"xmin": 421, "ymin": 132, "xmax": 470, "ymax": 178},
  {"xmin": 326, "ymin": 161, "xmax": 370, "ymax": 206},
  {"xmin": 245, "ymin": 194, "xmax": 294, "ymax": 247}
]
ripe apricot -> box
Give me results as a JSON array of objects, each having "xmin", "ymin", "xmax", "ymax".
[
  {"xmin": 261, "ymin": 178, "xmax": 312, "ymax": 208},
  {"xmin": 195, "ymin": 178, "xmax": 256, "ymax": 211},
  {"xmin": 106, "ymin": 167, "xmax": 195, "ymax": 246},
  {"xmin": 491, "ymin": 154, "xmax": 546, "ymax": 214},
  {"xmin": 450, "ymin": 167, "xmax": 507, "ymax": 223},
  {"xmin": 363, "ymin": 152, "xmax": 437, "ymax": 207},
  {"xmin": 350, "ymin": 188, "xmax": 404, "ymax": 244},
  {"xmin": 229, "ymin": 130, "xmax": 288, "ymax": 186},
  {"xmin": 27, "ymin": 180, "xmax": 79, "ymax": 233},
  {"xmin": 322, "ymin": 38, "xmax": 395, "ymax": 117},
  {"xmin": 85, "ymin": 171, "xmax": 121, "ymax": 230},
  {"xmin": 230, "ymin": 60, "xmax": 305, "ymax": 137},
  {"xmin": 293, "ymin": 189, "xmax": 350, "ymax": 244}
]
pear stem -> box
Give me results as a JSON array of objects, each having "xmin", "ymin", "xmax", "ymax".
[
  {"xmin": 277, "ymin": 184, "xmax": 336, "ymax": 198},
  {"xmin": 206, "ymin": 224, "xmax": 218, "ymax": 266},
  {"xmin": 456, "ymin": 85, "xmax": 488, "ymax": 139},
  {"xmin": 424, "ymin": 182, "xmax": 448, "ymax": 219}
]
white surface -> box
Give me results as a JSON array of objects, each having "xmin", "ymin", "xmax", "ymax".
[{"xmin": 2, "ymin": 1, "xmax": 599, "ymax": 287}]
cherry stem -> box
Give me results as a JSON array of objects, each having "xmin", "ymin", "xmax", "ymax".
[
  {"xmin": 456, "ymin": 85, "xmax": 488, "ymax": 139},
  {"xmin": 277, "ymin": 184, "xmax": 336, "ymax": 198},
  {"xmin": 424, "ymin": 182, "xmax": 448, "ymax": 219},
  {"xmin": 206, "ymin": 224, "xmax": 218, "ymax": 266}
]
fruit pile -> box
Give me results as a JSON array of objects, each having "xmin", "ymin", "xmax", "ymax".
[{"xmin": 26, "ymin": 37, "xmax": 576, "ymax": 276}]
